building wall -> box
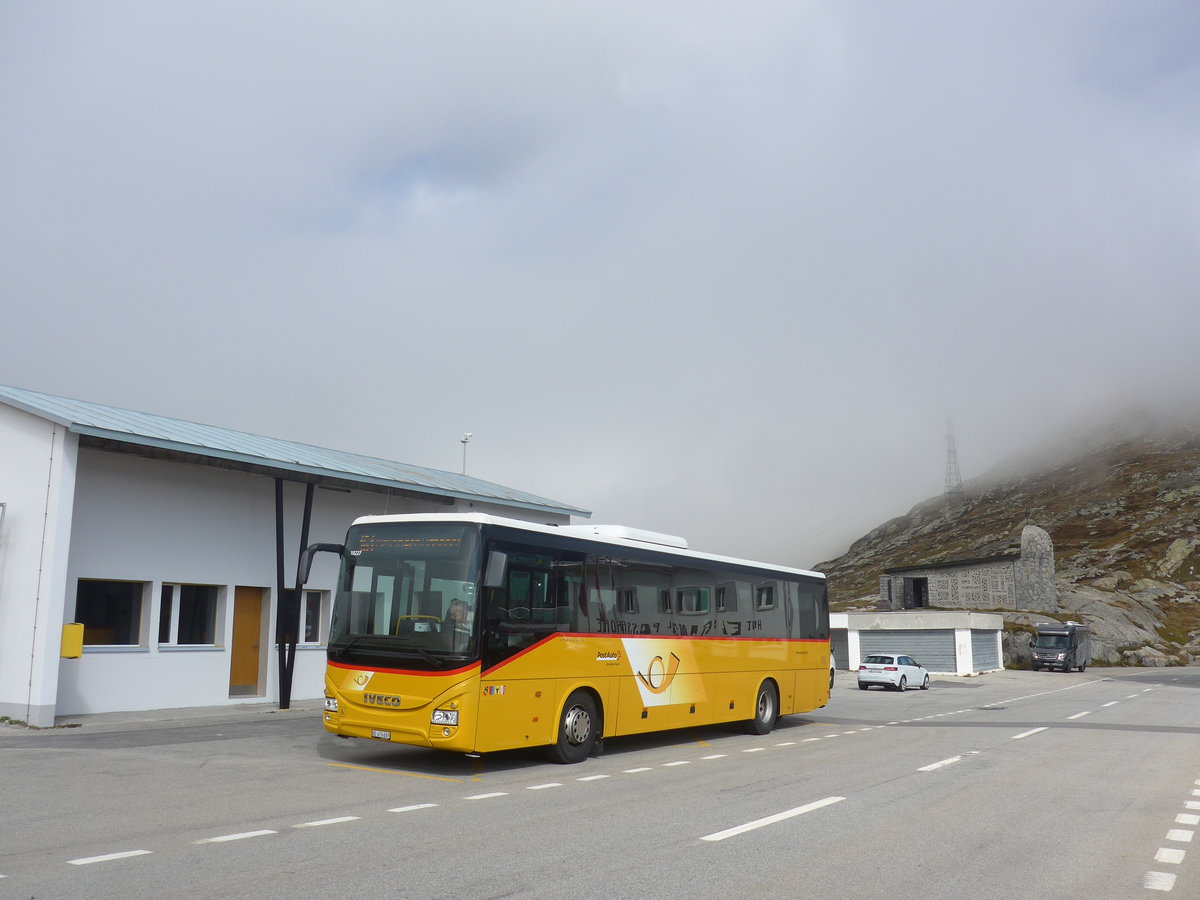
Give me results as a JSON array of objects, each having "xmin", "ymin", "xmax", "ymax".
[
  {"xmin": 879, "ymin": 559, "xmax": 1016, "ymax": 611},
  {"xmin": 52, "ymin": 447, "xmax": 567, "ymax": 718},
  {"xmin": 0, "ymin": 405, "xmax": 79, "ymax": 726},
  {"xmin": 1015, "ymin": 525, "xmax": 1057, "ymax": 613}
]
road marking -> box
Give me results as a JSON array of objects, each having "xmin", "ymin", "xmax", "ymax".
[
  {"xmin": 295, "ymin": 816, "xmax": 360, "ymax": 828},
  {"xmin": 663, "ymin": 761, "xmax": 690, "ymax": 767},
  {"xmin": 776, "ymin": 741, "xmax": 796, "ymax": 746},
  {"xmin": 1144, "ymin": 871, "xmax": 1176, "ymax": 891},
  {"xmin": 389, "ymin": 804, "xmax": 437, "ymax": 812},
  {"xmin": 700, "ymin": 796, "xmax": 845, "ymax": 842},
  {"xmin": 528, "ymin": 783, "xmax": 562, "ymax": 790},
  {"xmin": 68, "ymin": 850, "xmax": 151, "ymax": 866},
  {"xmin": 1179, "ymin": 814, "xmax": 1200, "ymax": 825},
  {"xmin": 1011, "ymin": 727, "xmax": 1047, "ymax": 740},
  {"xmin": 1186, "ymin": 801, "xmax": 1200, "ymax": 811},
  {"xmin": 623, "ymin": 767, "xmax": 652, "ymax": 773},
  {"xmin": 327, "ymin": 762, "xmax": 461, "ymax": 782},
  {"xmin": 701, "ymin": 754, "xmax": 727, "ymax": 760},
  {"xmin": 464, "ymin": 792, "xmax": 508, "ymax": 800},
  {"xmin": 577, "ymin": 775, "xmax": 610, "ymax": 781},
  {"xmin": 744, "ymin": 747, "xmax": 765, "ymax": 753},
  {"xmin": 802, "ymin": 738, "xmax": 821, "ymax": 743},
  {"xmin": 918, "ymin": 756, "xmax": 963, "ymax": 772},
  {"xmin": 1102, "ymin": 701, "xmax": 1119, "ymax": 707},
  {"xmin": 194, "ymin": 830, "xmax": 277, "ymax": 843},
  {"xmin": 1155, "ymin": 848, "xmax": 1186, "ymax": 864},
  {"xmin": 1165, "ymin": 829, "xmax": 1194, "ymax": 843},
  {"xmin": 1067, "ymin": 711, "xmax": 1090, "ymax": 720},
  {"xmin": 1127, "ymin": 694, "xmax": 1139, "ymax": 699}
]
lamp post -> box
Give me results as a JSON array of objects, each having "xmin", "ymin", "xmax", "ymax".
[{"xmin": 460, "ymin": 433, "xmax": 472, "ymax": 475}]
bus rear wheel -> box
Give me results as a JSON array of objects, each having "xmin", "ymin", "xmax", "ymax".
[
  {"xmin": 547, "ymin": 690, "xmax": 598, "ymax": 764},
  {"xmin": 745, "ymin": 681, "xmax": 778, "ymax": 735}
]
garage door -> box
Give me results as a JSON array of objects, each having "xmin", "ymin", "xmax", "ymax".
[
  {"xmin": 830, "ymin": 629, "xmax": 849, "ymax": 671},
  {"xmin": 971, "ymin": 630, "xmax": 1001, "ymax": 671},
  {"xmin": 859, "ymin": 630, "xmax": 957, "ymax": 673}
]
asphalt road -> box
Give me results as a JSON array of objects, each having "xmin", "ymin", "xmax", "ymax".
[{"xmin": 3, "ymin": 667, "xmax": 1199, "ymax": 899}]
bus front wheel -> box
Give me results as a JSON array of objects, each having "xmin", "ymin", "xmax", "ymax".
[
  {"xmin": 548, "ymin": 690, "xmax": 598, "ymax": 764},
  {"xmin": 745, "ymin": 681, "xmax": 778, "ymax": 735}
]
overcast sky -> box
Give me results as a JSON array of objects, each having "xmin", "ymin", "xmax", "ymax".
[{"xmin": 2, "ymin": 2, "xmax": 1198, "ymax": 568}]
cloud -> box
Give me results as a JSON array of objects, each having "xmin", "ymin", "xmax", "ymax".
[{"xmin": 2, "ymin": 1, "xmax": 1198, "ymax": 567}]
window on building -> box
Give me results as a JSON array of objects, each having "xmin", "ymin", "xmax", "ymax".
[
  {"xmin": 302, "ymin": 590, "xmax": 325, "ymax": 643},
  {"xmin": 76, "ymin": 580, "xmax": 145, "ymax": 645},
  {"xmin": 158, "ymin": 584, "xmax": 219, "ymax": 645},
  {"xmin": 755, "ymin": 581, "xmax": 776, "ymax": 611}
]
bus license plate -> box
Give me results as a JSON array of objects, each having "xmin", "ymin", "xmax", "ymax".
[{"xmin": 371, "ymin": 729, "xmax": 391, "ymax": 741}]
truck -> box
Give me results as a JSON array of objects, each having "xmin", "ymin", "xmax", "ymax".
[{"xmin": 1030, "ymin": 621, "xmax": 1091, "ymax": 673}]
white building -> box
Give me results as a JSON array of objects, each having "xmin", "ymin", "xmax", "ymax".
[
  {"xmin": 830, "ymin": 610, "xmax": 1004, "ymax": 676},
  {"xmin": 0, "ymin": 385, "xmax": 588, "ymax": 726}
]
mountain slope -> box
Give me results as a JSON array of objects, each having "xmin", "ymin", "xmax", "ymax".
[{"xmin": 814, "ymin": 420, "xmax": 1200, "ymax": 664}]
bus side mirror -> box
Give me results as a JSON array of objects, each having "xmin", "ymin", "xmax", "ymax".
[
  {"xmin": 484, "ymin": 551, "xmax": 508, "ymax": 588},
  {"xmin": 299, "ymin": 543, "xmax": 345, "ymax": 587}
]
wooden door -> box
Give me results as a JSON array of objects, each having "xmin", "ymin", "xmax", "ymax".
[{"xmin": 229, "ymin": 587, "xmax": 263, "ymax": 695}]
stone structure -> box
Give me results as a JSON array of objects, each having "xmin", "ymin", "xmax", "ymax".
[{"xmin": 877, "ymin": 525, "xmax": 1057, "ymax": 614}]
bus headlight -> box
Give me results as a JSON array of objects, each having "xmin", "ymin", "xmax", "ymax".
[
  {"xmin": 431, "ymin": 709, "xmax": 458, "ymax": 727},
  {"xmin": 324, "ymin": 697, "xmax": 339, "ymax": 712}
]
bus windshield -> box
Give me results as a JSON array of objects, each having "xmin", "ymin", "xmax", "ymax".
[{"xmin": 328, "ymin": 522, "xmax": 481, "ymax": 669}]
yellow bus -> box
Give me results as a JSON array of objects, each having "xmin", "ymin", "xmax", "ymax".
[{"xmin": 304, "ymin": 513, "xmax": 829, "ymax": 763}]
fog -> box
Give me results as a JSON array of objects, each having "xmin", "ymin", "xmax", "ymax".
[{"xmin": 2, "ymin": 2, "xmax": 1198, "ymax": 568}]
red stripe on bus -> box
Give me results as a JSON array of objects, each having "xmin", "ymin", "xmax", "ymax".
[
  {"xmin": 480, "ymin": 633, "xmax": 828, "ymax": 677},
  {"xmin": 327, "ymin": 659, "xmax": 480, "ymax": 678}
]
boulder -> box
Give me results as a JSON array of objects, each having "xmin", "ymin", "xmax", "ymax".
[{"xmin": 1122, "ymin": 647, "xmax": 1170, "ymax": 667}]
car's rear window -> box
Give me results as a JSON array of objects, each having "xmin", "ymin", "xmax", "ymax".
[{"xmin": 863, "ymin": 655, "xmax": 894, "ymax": 664}]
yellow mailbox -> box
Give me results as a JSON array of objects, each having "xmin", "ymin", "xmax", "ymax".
[{"xmin": 61, "ymin": 622, "xmax": 84, "ymax": 659}]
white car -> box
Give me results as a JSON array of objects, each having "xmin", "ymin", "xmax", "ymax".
[{"xmin": 857, "ymin": 653, "xmax": 930, "ymax": 692}]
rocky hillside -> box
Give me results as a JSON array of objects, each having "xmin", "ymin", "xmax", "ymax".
[{"xmin": 815, "ymin": 416, "xmax": 1200, "ymax": 666}]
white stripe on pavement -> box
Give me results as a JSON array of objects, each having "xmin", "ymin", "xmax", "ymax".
[{"xmin": 701, "ymin": 797, "xmax": 845, "ymax": 842}]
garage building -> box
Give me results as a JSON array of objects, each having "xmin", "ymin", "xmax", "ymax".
[{"xmin": 0, "ymin": 385, "xmax": 588, "ymax": 726}]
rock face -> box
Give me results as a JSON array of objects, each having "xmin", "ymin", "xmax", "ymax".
[{"xmin": 815, "ymin": 418, "xmax": 1200, "ymax": 667}]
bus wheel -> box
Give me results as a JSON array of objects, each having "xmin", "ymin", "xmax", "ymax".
[
  {"xmin": 745, "ymin": 681, "xmax": 778, "ymax": 735},
  {"xmin": 548, "ymin": 691, "xmax": 597, "ymax": 764}
]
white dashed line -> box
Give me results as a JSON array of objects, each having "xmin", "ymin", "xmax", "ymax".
[
  {"xmin": 68, "ymin": 850, "xmax": 151, "ymax": 866},
  {"xmin": 776, "ymin": 741, "xmax": 796, "ymax": 747},
  {"xmin": 295, "ymin": 816, "xmax": 360, "ymax": 828},
  {"xmin": 663, "ymin": 761, "xmax": 690, "ymax": 767},
  {"xmin": 918, "ymin": 756, "xmax": 963, "ymax": 773},
  {"xmin": 1178, "ymin": 815, "xmax": 1200, "ymax": 826},
  {"xmin": 527, "ymin": 783, "xmax": 562, "ymax": 790},
  {"xmin": 701, "ymin": 796, "xmax": 845, "ymax": 842},
  {"xmin": 1011, "ymin": 728, "xmax": 1047, "ymax": 740},
  {"xmin": 623, "ymin": 767, "xmax": 652, "ymax": 773},
  {"xmin": 1155, "ymin": 848, "xmax": 1186, "ymax": 864},
  {"xmin": 744, "ymin": 747, "xmax": 766, "ymax": 753},
  {"xmin": 389, "ymin": 804, "xmax": 437, "ymax": 812},
  {"xmin": 1165, "ymin": 829, "xmax": 1194, "ymax": 843},
  {"xmin": 194, "ymin": 830, "xmax": 276, "ymax": 844},
  {"xmin": 464, "ymin": 792, "xmax": 508, "ymax": 800},
  {"xmin": 1102, "ymin": 701, "xmax": 1119, "ymax": 707},
  {"xmin": 701, "ymin": 754, "xmax": 727, "ymax": 760},
  {"xmin": 1186, "ymin": 801, "xmax": 1200, "ymax": 811},
  {"xmin": 577, "ymin": 775, "xmax": 609, "ymax": 781},
  {"xmin": 1067, "ymin": 711, "xmax": 1090, "ymax": 720},
  {"xmin": 1145, "ymin": 871, "xmax": 1176, "ymax": 891}
]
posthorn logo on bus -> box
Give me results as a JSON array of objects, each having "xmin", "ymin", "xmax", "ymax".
[{"xmin": 363, "ymin": 693, "xmax": 402, "ymax": 707}]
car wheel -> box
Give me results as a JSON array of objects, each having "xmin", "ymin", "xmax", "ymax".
[
  {"xmin": 546, "ymin": 690, "xmax": 597, "ymax": 764},
  {"xmin": 858, "ymin": 683, "xmax": 868, "ymax": 691},
  {"xmin": 745, "ymin": 681, "xmax": 778, "ymax": 735},
  {"xmin": 920, "ymin": 674, "xmax": 930, "ymax": 690},
  {"xmin": 896, "ymin": 676, "xmax": 907, "ymax": 692}
]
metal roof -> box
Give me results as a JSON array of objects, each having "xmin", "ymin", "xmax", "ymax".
[{"xmin": 0, "ymin": 385, "xmax": 590, "ymax": 519}]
